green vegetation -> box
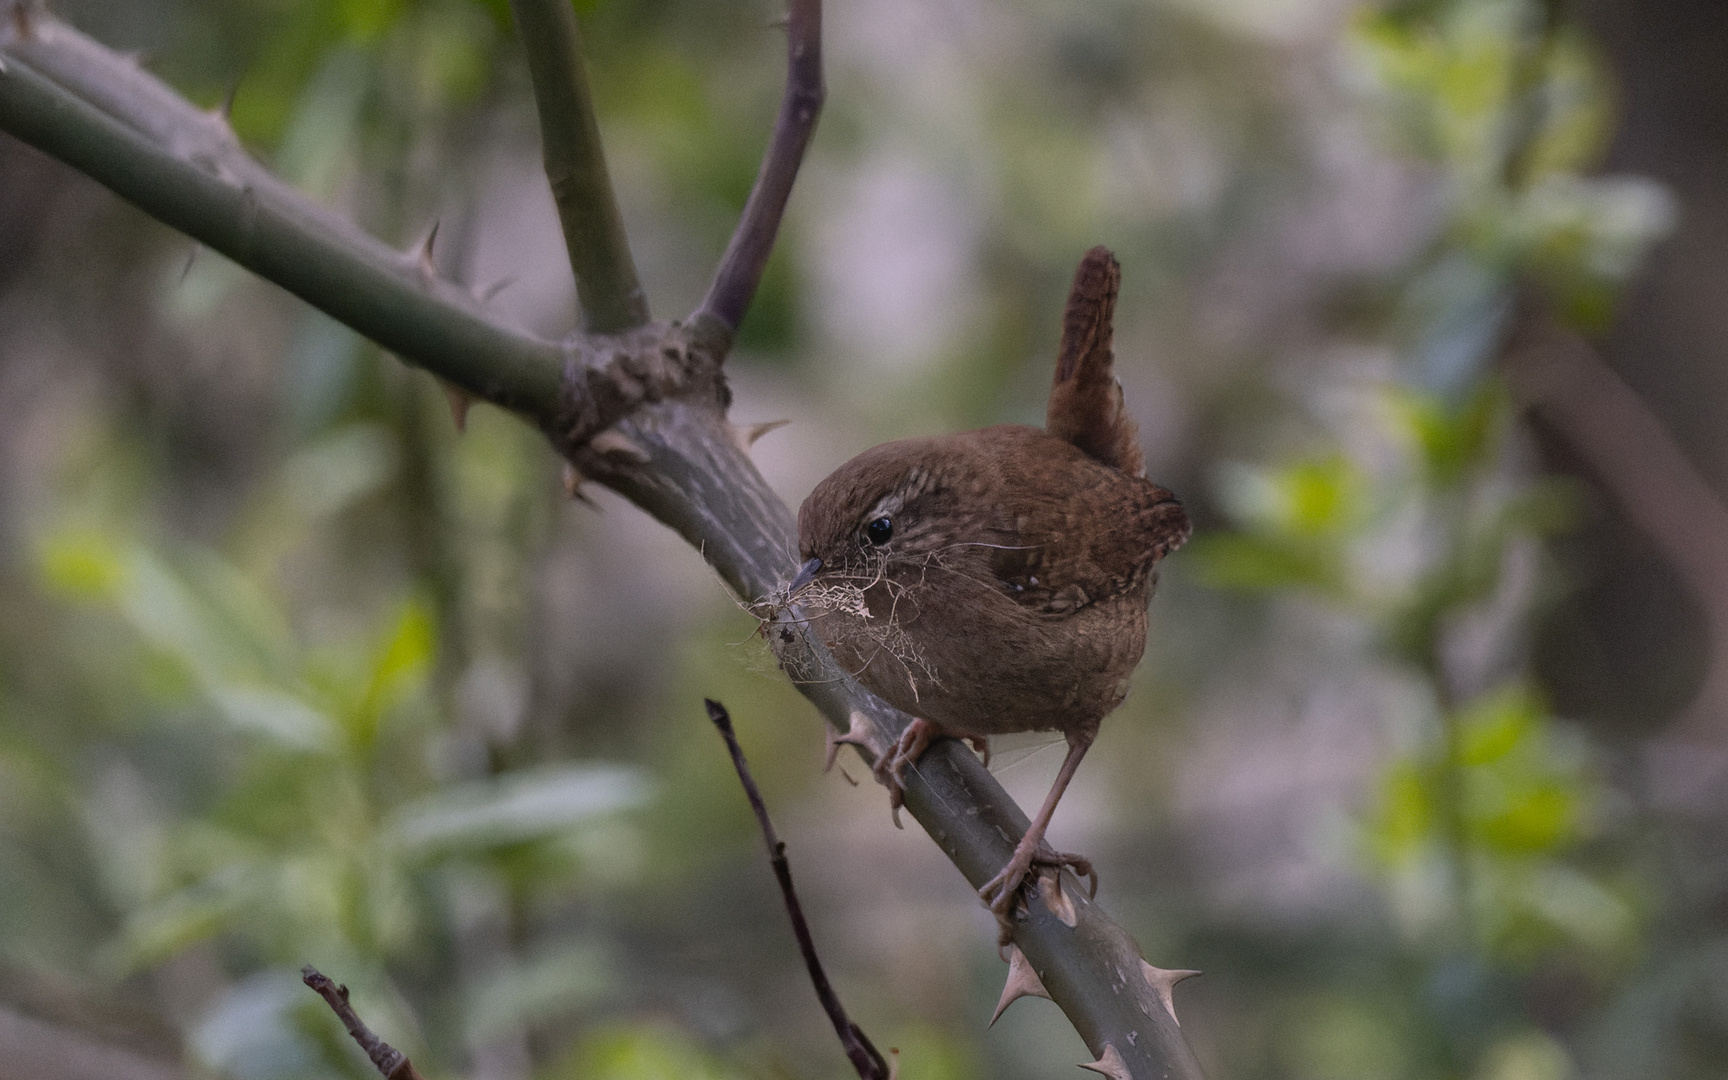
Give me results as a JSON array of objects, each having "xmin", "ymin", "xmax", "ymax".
[{"xmin": 0, "ymin": 0, "xmax": 1718, "ymax": 1077}]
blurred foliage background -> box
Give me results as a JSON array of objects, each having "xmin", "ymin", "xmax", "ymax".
[{"xmin": 1, "ymin": 0, "xmax": 1725, "ymax": 1077}]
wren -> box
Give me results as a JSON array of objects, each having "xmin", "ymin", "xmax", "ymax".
[{"xmin": 791, "ymin": 246, "xmax": 1190, "ymax": 939}]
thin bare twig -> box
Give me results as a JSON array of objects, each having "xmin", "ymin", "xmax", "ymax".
[
  {"xmin": 301, "ymin": 967, "xmax": 427, "ymax": 1080},
  {"xmin": 695, "ymin": 0, "xmax": 824, "ymax": 336},
  {"xmin": 507, "ymin": 0, "xmax": 649, "ymax": 332},
  {"xmin": 704, "ymin": 699, "xmax": 890, "ymax": 1080}
]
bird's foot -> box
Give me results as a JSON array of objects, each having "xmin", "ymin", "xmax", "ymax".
[
  {"xmin": 874, "ymin": 718, "xmax": 937, "ymax": 828},
  {"xmin": 980, "ymin": 842, "xmax": 1097, "ymax": 944},
  {"xmin": 829, "ymin": 719, "xmax": 987, "ymax": 828}
]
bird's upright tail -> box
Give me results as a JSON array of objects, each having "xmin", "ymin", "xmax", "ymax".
[{"xmin": 1045, "ymin": 246, "xmax": 1145, "ymax": 478}]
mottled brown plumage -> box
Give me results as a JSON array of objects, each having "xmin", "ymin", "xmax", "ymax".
[{"xmin": 793, "ymin": 247, "xmax": 1190, "ymax": 940}]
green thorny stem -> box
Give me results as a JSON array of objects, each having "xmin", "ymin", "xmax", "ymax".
[{"xmin": 0, "ymin": 3, "xmax": 1205, "ymax": 1076}]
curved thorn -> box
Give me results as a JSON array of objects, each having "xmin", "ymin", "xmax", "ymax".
[
  {"xmin": 989, "ymin": 946, "xmax": 1052, "ymax": 1027},
  {"xmin": 1077, "ymin": 1044, "xmax": 1131, "ymax": 1080},
  {"xmin": 1139, "ymin": 962, "xmax": 1201, "ymax": 1027},
  {"xmin": 441, "ymin": 377, "xmax": 474, "ymax": 432}
]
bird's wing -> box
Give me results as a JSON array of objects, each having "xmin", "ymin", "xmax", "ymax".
[{"xmin": 983, "ymin": 471, "xmax": 1186, "ymax": 617}]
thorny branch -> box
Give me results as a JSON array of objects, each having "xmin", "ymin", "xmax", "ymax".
[
  {"xmin": 0, "ymin": 10, "xmax": 567, "ymax": 420},
  {"xmin": 0, "ymin": 3, "xmax": 1208, "ymax": 1076},
  {"xmin": 706, "ymin": 699, "xmax": 891, "ymax": 1080},
  {"xmin": 301, "ymin": 968, "xmax": 427, "ymax": 1080}
]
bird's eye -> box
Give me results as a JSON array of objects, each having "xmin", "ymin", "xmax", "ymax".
[{"xmin": 864, "ymin": 516, "xmax": 893, "ymax": 546}]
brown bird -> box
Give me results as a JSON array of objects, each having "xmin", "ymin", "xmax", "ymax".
[{"xmin": 791, "ymin": 246, "xmax": 1190, "ymax": 938}]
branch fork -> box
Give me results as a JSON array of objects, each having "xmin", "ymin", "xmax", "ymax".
[
  {"xmin": 551, "ymin": 319, "xmax": 732, "ymax": 457},
  {"xmin": 0, "ymin": 1, "xmax": 1211, "ymax": 1075}
]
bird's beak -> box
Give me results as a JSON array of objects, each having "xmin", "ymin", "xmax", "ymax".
[{"xmin": 788, "ymin": 556, "xmax": 822, "ymax": 595}]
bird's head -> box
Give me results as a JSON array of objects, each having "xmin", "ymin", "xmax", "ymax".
[{"xmin": 792, "ymin": 438, "xmax": 953, "ymax": 594}]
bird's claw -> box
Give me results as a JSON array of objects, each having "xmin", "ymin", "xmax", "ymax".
[
  {"xmin": 867, "ymin": 719, "xmax": 937, "ymax": 829},
  {"xmin": 979, "ymin": 844, "xmax": 1097, "ymax": 944}
]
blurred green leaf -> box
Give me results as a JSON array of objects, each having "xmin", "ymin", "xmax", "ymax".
[
  {"xmin": 463, "ymin": 0, "xmax": 515, "ymax": 32},
  {"xmin": 465, "ymin": 939, "xmax": 613, "ymax": 1040},
  {"xmin": 408, "ymin": 4, "xmax": 496, "ymax": 107},
  {"xmin": 208, "ymin": 683, "xmax": 342, "ymax": 752},
  {"xmin": 123, "ymin": 552, "xmax": 261, "ymax": 686},
  {"xmin": 1518, "ymin": 865, "xmax": 1634, "ymax": 957},
  {"xmin": 1282, "ymin": 457, "xmax": 1365, "ymax": 535},
  {"xmin": 391, "ymin": 765, "xmax": 649, "ymax": 857},
  {"xmin": 1371, "ymin": 760, "xmax": 1435, "ymax": 866},
  {"xmin": 337, "ymin": 0, "xmax": 407, "ymax": 43},
  {"xmin": 1189, "ymin": 533, "xmax": 1343, "ymax": 594},
  {"xmin": 554, "ymin": 1022, "xmax": 748, "ymax": 1080},
  {"xmin": 882, "ymin": 1022, "xmax": 981, "ymax": 1080},
  {"xmin": 114, "ymin": 866, "xmax": 250, "ymax": 971},
  {"xmin": 1474, "ymin": 1028, "xmax": 1575, "ymax": 1080},
  {"xmin": 344, "ymin": 600, "xmax": 436, "ymax": 748},
  {"xmin": 1383, "ymin": 381, "xmax": 1508, "ymax": 487},
  {"xmin": 1515, "ymin": 176, "xmax": 1677, "ymax": 330},
  {"xmin": 1476, "ymin": 782, "xmax": 1573, "ymax": 853},
  {"xmin": 1284, "ymin": 992, "xmax": 1413, "ymax": 1080},
  {"xmin": 276, "ymin": 423, "xmax": 399, "ymax": 524},
  {"xmin": 1217, "ymin": 456, "xmax": 1368, "ymax": 539},
  {"xmin": 1367, "ymin": 680, "xmax": 1618, "ymax": 959},
  {"xmin": 229, "ymin": 2, "xmax": 360, "ymax": 147},
  {"xmin": 36, "ymin": 528, "xmax": 127, "ymax": 599},
  {"xmin": 179, "ymin": 549, "xmax": 299, "ymax": 677},
  {"xmin": 274, "ymin": 44, "xmax": 371, "ymax": 197},
  {"xmin": 1456, "ymin": 684, "xmax": 1540, "ymax": 766}
]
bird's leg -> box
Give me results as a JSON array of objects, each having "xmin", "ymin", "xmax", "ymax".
[{"xmin": 979, "ymin": 726, "xmax": 1097, "ymax": 942}]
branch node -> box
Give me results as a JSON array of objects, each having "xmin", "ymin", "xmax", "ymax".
[{"xmin": 552, "ymin": 320, "xmax": 730, "ymax": 467}]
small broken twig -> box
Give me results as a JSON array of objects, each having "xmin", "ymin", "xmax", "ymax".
[
  {"xmin": 704, "ymin": 699, "xmax": 890, "ymax": 1080},
  {"xmin": 300, "ymin": 967, "xmax": 427, "ymax": 1080}
]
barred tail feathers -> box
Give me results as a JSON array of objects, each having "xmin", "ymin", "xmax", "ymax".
[{"xmin": 1045, "ymin": 246, "xmax": 1144, "ymax": 478}]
